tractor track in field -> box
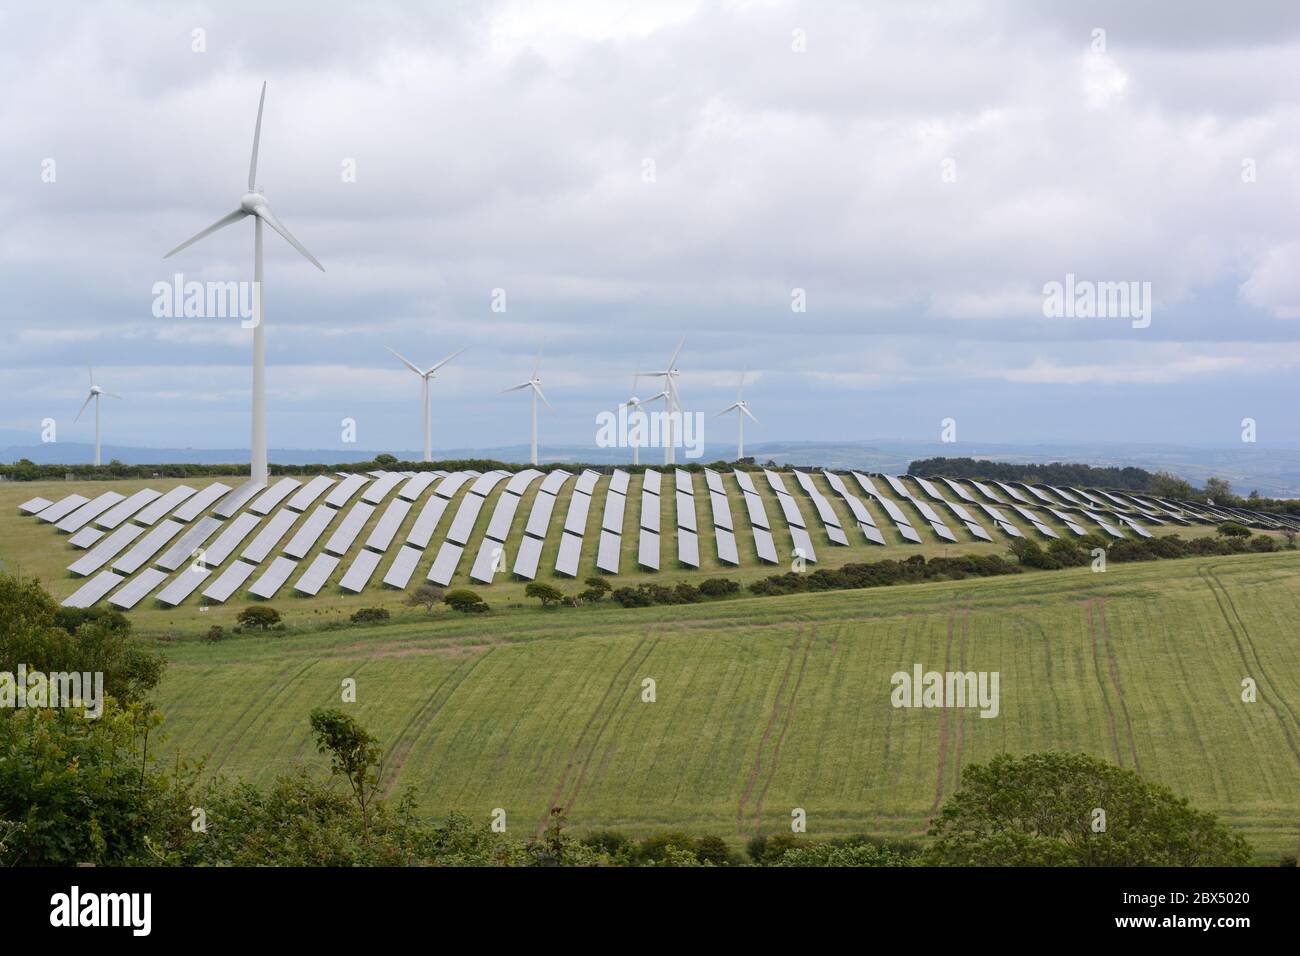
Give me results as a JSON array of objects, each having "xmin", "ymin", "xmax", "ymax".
[
  {"xmin": 926, "ymin": 610, "xmax": 957, "ymax": 820},
  {"xmin": 1097, "ymin": 598, "xmax": 1142, "ymax": 773},
  {"xmin": 953, "ymin": 608, "xmax": 969, "ymax": 790},
  {"xmin": 538, "ymin": 633, "xmax": 658, "ymax": 836},
  {"xmin": 1085, "ymin": 598, "xmax": 1125, "ymax": 768},
  {"xmin": 736, "ymin": 626, "xmax": 807, "ymax": 838},
  {"xmin": 379, "ymin": 649, "xmax": 496, "ymax": 797},
  {"xmin": 206, "ymin": 658, "xmax": 320, "ymax": 773},
  {"xmin": 291, "ymin": 660, "xmax": 376, "ymax": 762},
  {"xmin": 747, "ymin": 625, "xmax": 817, "ymax": 836},
  {"xmin": 1200, "ymin": 565, "xmax": 1300, "ymax": 767}
]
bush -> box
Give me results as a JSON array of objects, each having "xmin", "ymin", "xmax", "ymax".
[
  {"xmin": 204, "ymin": 625, "xmax": 225, "ymax": 642},
  {"xmin": 444, "ymin": 589, "xmax": 489, "ymax": 614},
  {"xmin": 524, "ymin": 582, "xmax": 565, "ymax": 607},
  {"xmin": 582, "ymin": 577, "xmax": 611, "ymax": 599},
  {"xmin": 404, "ymin": 584, "xmax": 444, "ymax": 613},
  {"xmin": 1217, "ymin": 521, "xmax": 1251, "ymax": 539},
  {"xmin": 236, "ymin": 606, "xmax": 281, "ymax": 631},
  {"xmin": 699, "ymin": 577, "xmax": 740, "ymax": 597},
  {"xmin": 350, "ymin": 607, "xmax": 390, "ymax": 624}
]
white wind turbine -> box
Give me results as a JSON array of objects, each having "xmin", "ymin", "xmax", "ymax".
[
  {"xmin": 715, "ymin": 370, "xmax": 758, "ymax": 460},
  {"xmin": 500, "ymin": 348, "xmax": 551, "ymax": 465},
  {"xmin": 386, "ymin": 346, "xmax": 464, "ymax": 462},
  {"xmin": 163, "ymin": 82, "xmax": 324, "ymax": 486},
  {"xmin": 637, "ymin": 337, "xmax": 685, "ymax": 464},
  {"xmin": 619, "ymin": 366, "xmax": 668, "ymax": 466},
  {"xmin": 74, "ymin": 367, "xmax": 121, "ymax": 467}
]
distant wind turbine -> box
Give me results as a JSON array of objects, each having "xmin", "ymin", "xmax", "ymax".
[
  {"xmin": 387, "ymin": 346, "xmax": 464, "ymax": 462},
  {"xmin": 714, "ymin": 370, "xmax": 758, "ymax": 460},
  {"xmin": 619, "ymin": 365, "xmax": 668, "ymax": 466},
  {"xmin": 163, "ymin": 82, "xmax": 324, "ymax": 486},
  {"xmin": 637, "ymin": 337, "xmax": 685, "ymax": 464},
  {"xmin": 500, "ymin": 348, "xmax": 550, "ymax": 465},
  {"xmin": 74, "ymin": 367, "xmax": 121, "ymax": 467}
]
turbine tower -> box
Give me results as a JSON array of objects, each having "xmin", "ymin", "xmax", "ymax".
[
  {"xmin": 74, "ymin": 367, "xmax": 121, "ymax": 467},
  {"xmin": 619, "ymin": 366, "xmax": 668, "ymax": 466},
  {"xmin": 715, "ymin": 370, "xmax": 758, "ymax": 460},
  {"xmin": 386, "ymin": 346, "xmax": 464, "ymax": 462},
  {"xmin": 500, "ymin": 348, "xmax": 550, "ymax": 465},
  {"xmin": 164, "ymin": 82, "xmax": 324, "ymax": 486},
  {"xmin": 638, "ymin": 337, "xmax": 684, "ymax": 464}
]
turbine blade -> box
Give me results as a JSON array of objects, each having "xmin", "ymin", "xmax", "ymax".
[
  {"xmin": 632, "ymin": 362, "xmax": 640, "ymax": 394},
  {"xmin": 667, "ymin": 336, "xmax": 685, "ymax": 369},
  {"xmin": 531, "ymin": 383, "xmax": 552, "ymax": 409},
  {"xmin": 73, "ymin": 392, "xmax": 93, "ymax": 423},
  {"xmin": 499, "ymin": 382, "xmax": 532, "ymax": 394},
  {"xmin": 104, "ymin": 392, "xmax": 123, "ymax": 400},
  {"xmin": 248, "ymin": 81, "xmax": 266, "ymax": 191},
  {"xmin": 164, "ymin": 209, "xmax": 248, "ymax": 258},
  {"xmin": 741, "ymin": 406, "xmax": 759, "ymax": 423},
  {"xmin": 532, "ymin": 346, "xmax": 542, "ymax": 378},
  {"xmin": 87, "ymin": 365, "xmax": 94, "ymax": 387},
  {"xmin": 737, "ymin": 368, "xmax": 747, "ymax": 400},
  {"xmin": 427, "ymin": 347, "xmax": 465, "ymax": 375},
  {"xmin": 386, "ymin": 346, "xmax": 422, "ymax": 376},
  {"xmin": 256, "ymin": 204, "xmax": 325, "ymax": 271},
  {"xmin": 714, "ymin": 402, "xmax": 740, "ymax": 418}
]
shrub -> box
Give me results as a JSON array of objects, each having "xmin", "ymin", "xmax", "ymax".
[
  {"xmin": 404, "ymin": 584, "xmax": 444, "ymax": 613},
  {"xmin": 204, "ymin": 625, "xmax": 225, "ymax": 642},
  {"xmin": 524, "ymin": 582, "xmax": 565, "ymax": 607},
  {"xmin": 236, "ymin": 606, "xmax": 281, "ymax": 631},
  {"xmin": 699, "ymin": 577, "xmax": 740, "ymax": 597},
  {"xmin": 610, "ymin": 587, "xmax": 651, "ymax": 608},
  {"xmin": 444, "ymin": 589, "xmax": 489, "ymax": 613},
  {"xmin": 582, "ymin": 577, "xmax": 611, "ymax": 599},
  {"xmin": 350, "ymin": 607, "xmax": 390, "ymax": 624},
  {"xmin": 1217, "ymin": 521, "xmax": 1250, "ymax": 539}
]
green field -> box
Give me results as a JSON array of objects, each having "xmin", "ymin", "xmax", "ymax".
[{"xmin": 4, "ymin": 477, "xmax": 1299, "ymax": 859}]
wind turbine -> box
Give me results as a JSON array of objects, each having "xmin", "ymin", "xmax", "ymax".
[
  {"xmin": 619, "ymin": 366, "xmax": 668, "ymax": 466},
  {"xmin": 163, "ymin": 82, "xmax": 324, "ymax": 486},
  {"xmin": 637, "ymin": 337, "xmax": 685, "ymax": 464},
  {"xmin": 386, "ymin": 346, "xmax": 464, "ymax": 462},
  {"xmin": 715, "ymin": 370, "xmax": 758, "ymax": 460},
  {"xmin": 74, "ymin": 367, "xmax": 121, "ymax": 467},
  {"xmin": 500, "ymin": 348, "xmax": 550, "ymax": 465}
]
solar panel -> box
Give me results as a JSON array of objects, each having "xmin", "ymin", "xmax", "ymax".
[
  {"xmin": 733, "ymin": 470, "xmax": 757, "ymax": 494},
  {"xmin": 853, "ymin": 473, "xmax": 883, "ymax": 499},
  {"xmin": 324, "ymin": 473, "xmax": 369, "ymax": 508},
  {"xmin": 563, "ymin": 492, "xmax": 592, "ymax": 536},
  {"xmin": 283, "ymin": 504, "xmax": 339, "ymax": 559},
  {"xmin": 19, "ymin": 496, "xmax": 53, "ymax": 514},
  {"xmin": 764, "ymin": 470, "xmax": 788, "ymax": 495},
  {"xmin": 173, "ymin": 482, "xmax": 232, "ymax": 521},
  {"xmin": 201, "ymin": 560, "xmax": 257, "ymax": 603},
  {"xmin": 939, "ymin": 478, "xmax": 977, "ymax": 504},
  {"xmin": 709, "ymin": 491, "xmax": 733, "ymax": 530},
  {"xmin": 445, "ymin": 494, "xmax": 486, "ymax": 545},
  {"xmin": 1010, "ymin": 505, "xmax": 1058, "ymax": 539},
  {"xmin": 470, "ymin": 471, "xmax": 510, "ymax": 496},
  {"xmin": 68, "ymin": 523, "xmax": 146, "ymax": 576},
  {"xmin": 367, "ymin": 470, "xmax": 388, "ymax": 478},
  {"xmin": 156, "ymin": 516, "xmax": 224, "ymax": 571},
  {"xmin": 860, "ymin": 523, "xmax": 887, "ymax": 545},
  {"xmin": 513, "ymin": 536, "xmax": 544, "ymax": 580},
  {"xmin": 608, "ymin": 470, "xmax": 630, "ymax": 495},
  {"xmin": 704, "ymin": 469, "xmax": 724, "ymax": 494},
  {"xmin": 249, "ymin": 477, "xmax": 302, "ymax": 515},
  {"xmin": 804, "ymin": 487, "xmax": 842, "ymax": 530},
  {"xmin": 596, "ymin": 530, "xmax": 620, "ymax": 573},
  {"xmin": 897, "ymin": 523, "xmax": 923, "ymax": 544},
  {"xmin": 61, "ymin": 570, "xmax": 124, "ymax": 608},
  {"xmin": 112, "ymin": 520, "xmax": 185, "ymax": 574},
  {"xmin": 639, "ymin": 490, "xmax": 661, "ymax": 532},
  {"xmin": 1046, "ymin": 508, "xmax": 1087, "ymax": 536},
  {"xmin": 1048, "ymin": 485, "xmax": 1082, "ymax": 505},
  {"xmin": 366, "ymin": 498, "xmax": 412, "ymax": 552},
  {"xmin": 523, "ymin": 492, "xmax": 558, "ymax": 539},
  {"xmin": 397, "ymin": 472, "xmax": 438, "ymax": 501},
  {"xmin": 673, "ymin": 469, "xmax": 692, "ymax": 495},
  {"xmin": 1083, "ymin": 511, "xmax": 1125, "ymax": 539},
  {"xmin": 339, "ymin": 550, "xmax": 382, "ymax": 592},
  {"xmin": 469, "ymin": 538, "xmax": 506, "ymax": 584},
  {"xmin": 538, "ymin": 470, "xmax": 572, "ymax": 495},
  {"xmin": 241, "ymin": 508, "xmax": 301, "ymax": 563},
  {"xmin": 135, "ymin": 485, "xmax": 198, "ymax": 525},
  {"xmin": 246, "ymin": 556, "xmax": 298, "ymax": 599},
  {"xmin": 406, "ymin": 495, "xmax": 451, "ymax": 548},
  {"xmin": 324, "ymin": 502, "xmax": 376, "ymax": 555},
  {"xmin": 675, "ymin": 490, "xmax": 698, "ymax": 532},
  {"xmin": 505, "ymin": 468, "xmax": 544, "ymax": 495},
  {"xmin": 361, "ymin": 472, "xmax": 405, "ymax": 504},
  {"xmin": 383, "ymin": 545, "xmax": 423, "ymax": 588},
  {"xmin": 882, "ymin": 474, "xmax": 910, "ymax": 499},
  {"xmin": 96, "ymin": 489, "xmax": 161, "ymax": 529},
  {"xmin": 1072, "ymin": 488, "xmax": 1110, "ymax": 508},
  {"xmin": 970, "ymin": 481, "xmax": 1005, "ymax": 504},
  {"xmin": 213, "ymin": 479, "xmax": 267, "ymax": 518},
  {"xmin": 743, "ymin": 491, "xmax": 770, "ymax": 530},
  {"xmin": 642, "ymin": 469, "xmax": 662, "ymax": 495},
  {"xmin": 827, "ymin": 524, "xmax": 851, "ymax": 546},
  {"xmin": 575, "ymin": 470, "xmax": 601, "ymax": 495},
  {"xmin": 155, "ymin": 565, "xmax": 211, "ymax": 606},
  {"xmin": 109, "ymin": 568, "xmax": 169, "ymax": 609},
  {"xmin": 775, "ymin": 493, "xmax": 806, "ymax": 529},
  {"xmin": 789, "ymin": 526, "xmax": 817, "ymax": 563},
  {"xmin": 928, "ymin": 522, "xmax": 957, "ymax": 543},
  {"xmin": 912, "ymin": 476, "xmax": 943, "ymax": 500},
  {"xmin": 678, "ymin": 528, "xmax": 700, "ymax": 567},
  {"xmin": 715, "ymin": 527, "xmax": 739, "ymax": 565},
  {"xmin": 753, "ymin": 527, "xmax": 778, "ymax": 563},
  {"xmin": 484, "ymin": 493, "xmax": 523, "ymax": 542},
  {"xmin": 294, "ymin": 553, "xmax": 340, "ymax": 595},
  {"xmin": 285, "ymin": 475, "xmax": 336, "ymax": 511},
  {"xmin": 202, "ymin": 512, "xmax": 263, "ymax": 566},
  {"xmin": 995, "ymin": 481, "xmax": 1032, "ymax": 504},
  {"xmin": 555, "ymin": 532, "xmax": 582, "ymax": 576},
  {"xmin": 638, "ymin": 529, "xmax": 660, "ymax": 569},
  {"xmin": 69, "ymin": 525, "xmax": 106, "ymax": 549},
  {"xmin": 426, "ymin": 542, "xmax": 464, "ymax": 585},
  {"xmin": 37, "ymin": 494, "xmax": 90, "ymax": 523},
  {"xmin": 601, "ymin": 491, "xmax": 626, "ymax": 534}
]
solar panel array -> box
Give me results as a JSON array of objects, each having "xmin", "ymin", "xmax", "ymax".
[
  {"xmin": 428, "ymin": 471, "xmax": 510, "ymax": 586},
  {"xmin": 594, "ymin": 470, "xmax": 628, "ymax": 574},
  {"xmin": 638, "ymin": 470, "xmax": 661, "ymax": 570},
  {"xmin": 735, "ymin": 469, "xmax": 779, "ymax": 563},
  {"xmin": 766, "ymin": 469, "xmax": 816, "ymax": 563},
  {"xmin": 472, "ymin": 469, "xmax": 541, "ymax": 584},
  {"xmin": 554, "ymin": 470, "xmax": 601, "ymax": 578}
]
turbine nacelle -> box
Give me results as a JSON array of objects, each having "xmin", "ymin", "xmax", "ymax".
[{"xmin": 240, "ymin": 191, "xmax": 265, "ymax": 213}]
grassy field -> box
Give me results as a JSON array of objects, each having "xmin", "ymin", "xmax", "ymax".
[{"xmin": 4, "ymin": 476, "xmax": 1298, "ymax": 860}]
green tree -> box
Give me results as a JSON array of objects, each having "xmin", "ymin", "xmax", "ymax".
[
  {"xmin": 405, "ymin": 583, "xmax": 444, "ymax": 613},
  {"xmin": 1203, "ymin": 476, "xmax": 1234, "ymax": 505},
  {"xmin": 443, "ymin": 589, "xmax": 489, "ymax": 613},
  {"xmin": 1216, "ymin": 522, "xmax": 1251, "ymax": 539},
  {"xmin": 236, "ymin": 606, "xmax": 282, "ymax": 630},
  {"xmin": 1149, "ymin": 471, "xmax": 1194, "ymax": 499},
  {"xmin": 926, "ymin": 751, "xmax": 1253, "ymax": 866},
  {"xmin": 309, "ymin": 708, "xmax": 384, "ymax": 843},
  {"xmin": 525, "ymin": 582, "xmax": 565, "ymax": 607},
  {"xmin": 582, "ymin": 576, "xmax": 611, "ymax": 599}
]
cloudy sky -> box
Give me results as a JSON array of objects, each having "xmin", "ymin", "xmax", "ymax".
[{"xmin": 2, "ymin": 0, "xmax": 1298, "ymax": 458}]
